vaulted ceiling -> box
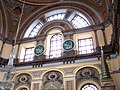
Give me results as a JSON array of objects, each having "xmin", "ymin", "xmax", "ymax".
[{"xmin": 0, "ymin": 0, "xmax": 111, "ymax": 43}]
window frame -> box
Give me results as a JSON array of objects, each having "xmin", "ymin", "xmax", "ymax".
[
  {"xmin": 47, "ymin": 13, "xmax": 65, "ymax": 22},
  {"xmin": 24, "ymin": 9, "xmax": 92, "ymax": 38},
  {"xmin": 28, "ymin": 22, "xmax": 43, "ymax": 37},
  {"xmin": 81, "ymin": 83, "xmax": 98, "ymax": 90},
  {"xmin": 77, "ymin": 37, "xmax": 94, "ymax": 54},
  {"xmin": 24, "ymin": 47, "xmax": 34, "ymax": 62},
  {"xmin": 49, "ymin": 33, "xmax": 62, "ymax": 58},
  {"xmin": 70, "ymin": 14, "xmax": 90, "ymax": 29}
]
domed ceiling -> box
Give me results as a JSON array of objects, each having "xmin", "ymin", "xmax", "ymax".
[
  {"xmin": 18, "ymin": 0, "xmax": 61, "ymax": 5},
  {"xmin": 0, "ymin": 0, "xmax": 110, "ymax": 43}
]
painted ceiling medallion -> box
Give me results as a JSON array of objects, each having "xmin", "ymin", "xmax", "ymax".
[{"xmin": 18, "ymin": 0, "xmax": 61, "ymax": 5}]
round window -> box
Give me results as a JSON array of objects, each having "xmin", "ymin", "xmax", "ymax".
[{"xmin": 81, "ymin": 84, "xmax": 98, "ymax": 90}]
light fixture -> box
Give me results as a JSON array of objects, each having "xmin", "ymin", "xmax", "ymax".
[{"xmin": 0, "ymin": 0, "xmax": 25, "ymax": 89}]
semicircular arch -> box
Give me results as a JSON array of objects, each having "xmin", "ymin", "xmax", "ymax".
[
  {"xmin": 12, "ymin": 72, "xmax": 34, "ymax": 81},
  {"xmin": 40, "ymin": 69, "xmax": 65, "ymax": 79},
  {"xmin": 74, "ymin": 65, "xmax": 101, "ymax": 76},
  {"xmin": 19, "ymin": 2, "xmax": 102, "ymax": 40}
]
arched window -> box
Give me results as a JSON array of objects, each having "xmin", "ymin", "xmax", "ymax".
[
  {"xmin": 24, "ymin": 9, "xmax": 91, "ymax": 38},
  {"xmin": 81, "ymin": 84, "xmax": 98, "ymax": 90},
  {"xmin": 24, "ymin": 19, "xmax": 43, "ymax": 38},
  {"xmin": 28, "ymin": 22, "xmax": 43, "ymax": 37},
  {"xmin": 49, "ymin": 34, "xmax": 62, "ymax": 58},
  {"xmin": 70, "ymin": 14, "xmax": 90, "ymax": 29}
]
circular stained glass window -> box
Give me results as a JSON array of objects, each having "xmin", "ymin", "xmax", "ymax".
[{"xmin": 81, "ymin": 84, "xmax": 98, "ymax": 90}]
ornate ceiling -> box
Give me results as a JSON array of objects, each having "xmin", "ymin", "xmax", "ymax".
[
  {"xmin": 18, "ymin": 0, "xmax": 61, "ymax": 5},
  {"xmin": 0, "ymin": 0, "xmax": 110, "ymax": 43}
]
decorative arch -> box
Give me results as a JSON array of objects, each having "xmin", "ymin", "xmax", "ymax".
[
  {"xmin": 76, "ymin": 66, "xmax": 100, "ymax": 90},
  {"xmin": 12, "ymin": 73, "xmax": 32, "ymax": 90},
  {"xmin": 74, "ymin": 65, "xmax": 101, "ymax": 75},
  {"xmin": 19, "ymin": 2, "xmax": 102, "ymax": 39},
  {"xmin": 39, "ymin": 21, "xmax": 73, "ymax": 35},
  {"xmin": 40, "ymin": 69, "xmax": 65, "ymax": 79},
  {"xmin": 0, "ymin": 2, "xmax": 8, "ymax": 37},
  {"xmin": 42, "ymin": 70, "xmax": 64, "ymax": 90},
  {"xmin": 23, "ymin": 8, "xmax": 91, "ymax": 38},
  {"xmin": 12, "ymin": 72, "xmax": 33, "ymax": 81},
  {"xmin": 16, "ymin": 86, "xmax": 29, "ymax": 90}
]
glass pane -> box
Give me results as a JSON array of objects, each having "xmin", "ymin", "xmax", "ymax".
[
  {"xmin": 71, "ymin": 14, "xmax": 89, "ymax": 29},
  {"xmin": 47, "ymin": 13, "xmax": 65, "ymax": 22},
  {"xmin": 78, "ymin": 38, "xmax": 94, "ymax": 54},
  {"xmin": 28, "ymin": 22, "xmax": 43, "ymax": 37},
  {"xmin": 24, "ymin": 47, "xmax": 34, "ymax": 62},
  {"xmin": 81, "ymin": 84, "xmax": 98, "ymax": 90},
  {"xmin": 50, "ymin": 34, "xmax": 62, "ymax": 58}
]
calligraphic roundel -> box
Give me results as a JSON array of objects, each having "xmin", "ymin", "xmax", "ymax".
[
  {"xmin": 34, "ymin": 45, "xmax": 45, "ymax": 56},
  {"xmin": 63, "ymin": 39, "xmax": 74, "ymax": 51}
]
